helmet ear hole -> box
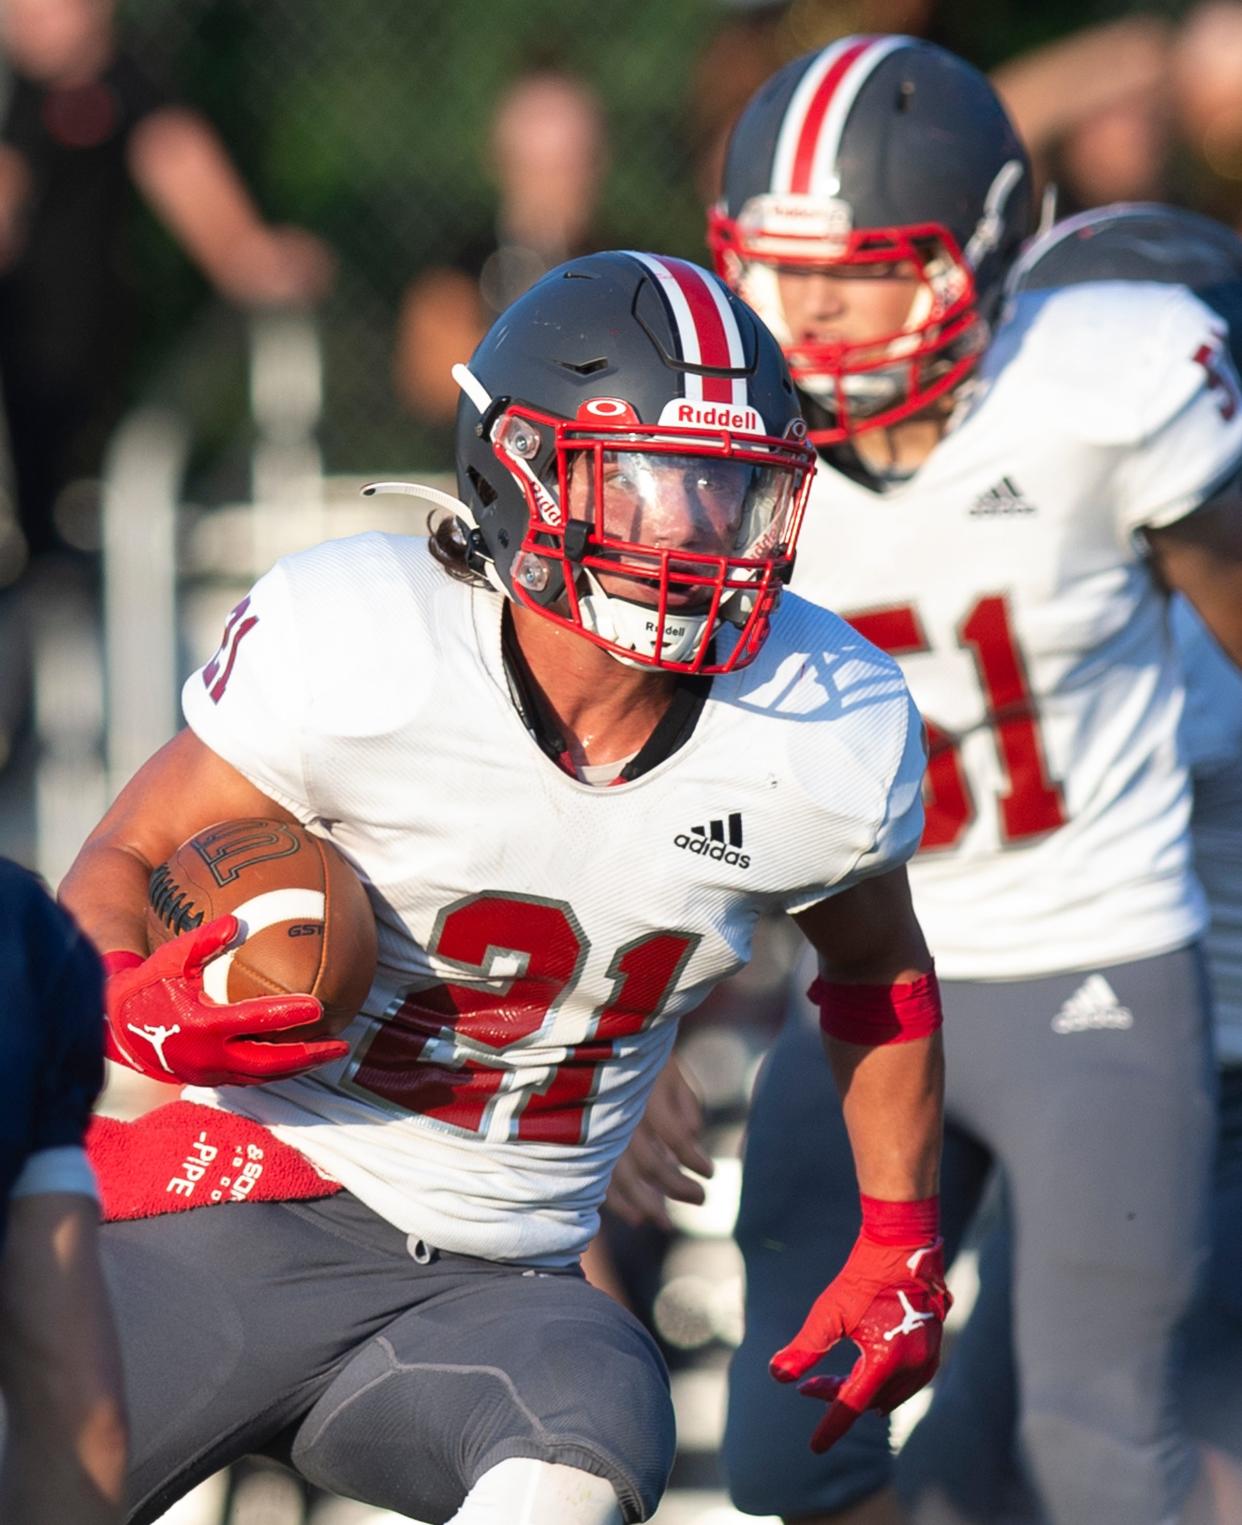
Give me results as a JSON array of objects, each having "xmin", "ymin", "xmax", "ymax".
[{"xmin": 466, "ymin": 465, "xmax": 498, "ymax": 507}]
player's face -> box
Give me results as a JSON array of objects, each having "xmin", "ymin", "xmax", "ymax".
[
  {"xmin": 566, "ymin": 451, "xmax": 757, "ymax": 608},
  {"xmin": 776, "ymin": 260, "xmax": 921, "ymax": 348}
]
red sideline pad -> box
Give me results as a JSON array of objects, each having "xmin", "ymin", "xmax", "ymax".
[{"xmin": 88, "ymin": 1100, "xmax": 341, "ymax": 1221}]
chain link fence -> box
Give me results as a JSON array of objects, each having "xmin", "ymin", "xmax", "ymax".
[
  {"xmin": 93, "ymin": 0, "xmax": 1167, "ymax": 503},
  {"xmin": 113, "ymin": 0, "xmax": 728, "ymax": 492}
]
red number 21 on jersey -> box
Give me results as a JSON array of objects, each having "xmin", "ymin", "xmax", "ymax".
[{"xmin": 348, "ymin": 893, "xmax": 699, "ymax": 1143}]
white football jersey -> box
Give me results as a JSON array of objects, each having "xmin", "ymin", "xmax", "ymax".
[
  {"xmin": 181, "ymin": 533, "xmax": 924, "ymax": 1262},
  {"xmin": 1172, "ymin": 597, "xmax": 1242, "ymax": 1062},
  {"xmin": 794, "ymin": 281, "xmax": 1242, "ymax": 979}
]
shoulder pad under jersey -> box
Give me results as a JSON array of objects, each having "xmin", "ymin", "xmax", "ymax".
[{"xmin": 985, "ymin": 282, "xmax": 1231, "ymax": 447}]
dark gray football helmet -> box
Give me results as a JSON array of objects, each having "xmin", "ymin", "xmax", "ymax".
[
  {"xmin": 708, "ymin": 36, "xmax": 1034, "ymax": 443},
  {"xmin": 447, "ymin": 250, "xmax": 815, "ymax": 674},
  {"xmin": 1008, "ymin": 201, "xmax": 1242, "ymax": 373}
]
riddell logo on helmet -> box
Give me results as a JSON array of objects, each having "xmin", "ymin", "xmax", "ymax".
[
  {"xmin": 531, "ymin": 479, "xmax": 562, "ymax": 526},
  {"xmin": 743, "ymin": 194, "xmax": 853, "ymax": 246},
  {"xmin": 659, "ymin": 399, "xmax": 762, "ymax": 434}
]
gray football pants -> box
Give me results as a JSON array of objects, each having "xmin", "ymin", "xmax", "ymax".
[
  {"xmin": 724, "ymin": 946, "xmax": 1215, "ymax": 1525},
  {"xmin": 898, "ymin": 1063, "xmax": 1242, "ymax": 1523},
  {"xmin": 99, "ymin": 1190, "xmax": 675, "ymax": 1524}
]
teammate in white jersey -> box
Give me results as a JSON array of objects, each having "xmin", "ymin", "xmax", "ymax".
[
  {"xmin": 59, "ymin": 251, "xmax": 950, "ymax": 1525},
  {"xmin": 704, "ymin": 37, "xmax": 1242, "ymax": 1525},
  {"xmin": 891, "ymin": 202, "xmax": 1242, "ymax": 1525}
]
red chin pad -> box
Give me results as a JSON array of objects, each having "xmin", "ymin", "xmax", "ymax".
[{"xmin": 810, "ymin": 968, "xmax": 942, "ymax": 1046}]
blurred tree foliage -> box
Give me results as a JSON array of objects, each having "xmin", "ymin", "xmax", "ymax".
[
  {"xmin": 110, "ymin": 0, "xmax": 1147, "ymax": 483},
  {"xmin": 117, "ymin": 0, "xmax": 720, "ymax": 480}
]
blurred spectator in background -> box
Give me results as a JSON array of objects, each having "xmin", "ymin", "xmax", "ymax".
[
  {"xmin": 393, "ymin": 62, "xmax": 611, "ymax": 425},
  {"xmin": 1172, "ymin": 2, "xmax": 1242, "ymax": 229},
  {"xmin": 0, "ymin": 858, "xmax": 124, "ymax": 1524},
  {"xmin": 0, "ymin": 0, "xmax": 335, "ymax": 572},
  {"xmin": 991, "ymin": 14, "xmax": 1173, "ymax": 214},
  {"xmin": 993, "ymin": 2, "xmax": 1242, "ymax": 231}
]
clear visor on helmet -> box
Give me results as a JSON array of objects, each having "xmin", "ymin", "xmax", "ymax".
[
  {"xmin": 565, "ymin": 448, "xmax": 798, "ymax": 605},
  {"xmin": 490, "ymin": 404, "xmax": 814, "ymax": 673}
]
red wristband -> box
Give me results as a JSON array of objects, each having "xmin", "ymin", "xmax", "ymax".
[
  {"xmin": 860, "ymin": 1193, "xmax": 940, "ymax": 1245},
  {"xmin": 102, "ymin": 949, "xmax": 150, "ymax": 1072},
  {"xmin": 811, "ymin": 968, "xmax": 942, "ymax": 1046},
  {"xmin": 102, "ymin": 949, "xmax": 145, "ymax": 977}
]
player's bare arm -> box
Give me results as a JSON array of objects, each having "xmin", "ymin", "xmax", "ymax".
[
  {"xmin": 0, "ymin": 1193, "xmax": 127, "ymax": 1525},
  {"xmin": 606, "ymin": 872, "xmax": 942, "ymax": 1219},
  {"xmin": 59, "ymin": 730, "xmax": 340, "ymax": 1090},
  {"xmin": 60, "ymin": 727, "xmax": 298, "ymax": 957},
  {"xmin": 793, "ymin": 865, "xmax": 944, "ymax": 1203},
  {"xmin": 1147, "ymin": 491, "xmax": 1242, "ymax": 668},
  {"xmin": 755, "ymin": 865, "xmax": 949, "ymax": 1453}
]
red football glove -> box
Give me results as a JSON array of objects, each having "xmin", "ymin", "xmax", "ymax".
[
  {"xmin": 103, "ymin": 915, "xmax": 350, "ymax": 1087},
  {"xmin": 770, "ymin": 1231, "xmax": 951, "ymax": 1452}
]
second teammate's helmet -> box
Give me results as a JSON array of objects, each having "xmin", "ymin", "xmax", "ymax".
[
  {"xmin": 453, "ymin": 251, "xmax": 815, "ymax": 674},
  {"xmin": 1008, "ymin": 202, "xmax": 1242, "ymax": 372},
  {"xmin": 708, "ymin": 36, "xmax": 1034, "ymax": 444}
]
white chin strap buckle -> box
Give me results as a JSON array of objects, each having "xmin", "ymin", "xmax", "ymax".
[{"xmin": 577, "ymin": 566, "xmax": 711, "ymax": 668}]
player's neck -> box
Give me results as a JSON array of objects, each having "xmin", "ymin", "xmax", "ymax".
[
  {"xmin": 508, "ymin": 603, "xmax": 678, "ymax": 766},
  {"xmin": 850, "ymin": 410, "xmax": 946, "ymax": 476}
]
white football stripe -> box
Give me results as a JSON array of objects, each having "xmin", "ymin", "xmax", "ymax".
[
  {"xmin": 627, "ymin": 251, "xmax": 706, "ymax": 370},
  {"xmin": 625, "ymin": 251, "xmax": 748, "ymax": 409},
  {"xmin": 701, "ymin": 269, "xmax": 750, "ymax": 409},
  {"xmin": 772, "ymin": 40, "xmax": 854, "ymax": 193},
  {"xmin": 771, "ymin": 35, "xmax": 904, "ymax": 198},
  {"xmin": 202, "ymin": 887, "xmax": 326, "ymax": 1003},
  {"xmin": 808, "ymin": 36, "xmax": 903, "ymax": 197}
]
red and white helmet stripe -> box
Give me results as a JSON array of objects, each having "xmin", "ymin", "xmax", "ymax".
[
  {"xmin": 772, "ymin": 34, "xmax": 904, "ymax": 198},
  {"xmin": 626, "ymin": 252, "xmax": 750, "ymax": 410}
]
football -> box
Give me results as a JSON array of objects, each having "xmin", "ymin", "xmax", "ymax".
[{"xmin": 145, "ymin": 818, "xmax": 378, "ymax": 1037}]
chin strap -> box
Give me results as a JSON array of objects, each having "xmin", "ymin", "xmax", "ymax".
[
  {"xmin": 964, "ymin": 158, "xmax": 1027, "ymax": 270},
  {"xmin": 577, "ymin": 563, "xmax": 712, "ymax": 669},
  {"xmin": 360, "ymin": 361, "xmax": 497, "ymax": 524},
  {"xmin": 361, "ymin": 479, "xmax": 474, "ymax": 518},
  {"xmin": 360, "ymin": 478, "xmax": 509, "ymax": 598}
]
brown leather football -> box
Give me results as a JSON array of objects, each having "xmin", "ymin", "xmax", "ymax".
[{"xmin": 145, "ymin": 818, "xmax": 378, "ymax": 1038}]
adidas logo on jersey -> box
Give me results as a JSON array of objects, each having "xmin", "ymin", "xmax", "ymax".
[
  {"xmin": 674, "ymin": 812, "xmax": 750, "ymax": 868},
  {"xmin": 1051, "ymin": 975, "xmax": 1134, "ymax": 1034},
  {"xmin": 969, "ymin": 476, "xmax": 1035, "ymax": 516}
]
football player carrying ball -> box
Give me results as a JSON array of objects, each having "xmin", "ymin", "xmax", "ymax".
[{"xmin": 61, "ymin": 251, "xmax": 948, "ymax": 1525}]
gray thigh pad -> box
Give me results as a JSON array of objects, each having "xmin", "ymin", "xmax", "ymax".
[
  {"xmin": 289, "ymin": 1262, "xmax": 674, "ymax": 1523},
  {"xmin": 103, "ymin": 1191, "xmax": 672, "ymax": 1525},
  {"xmin": 103, "ymin": 1194, "xmax": 433, "ymax": 1524}
]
